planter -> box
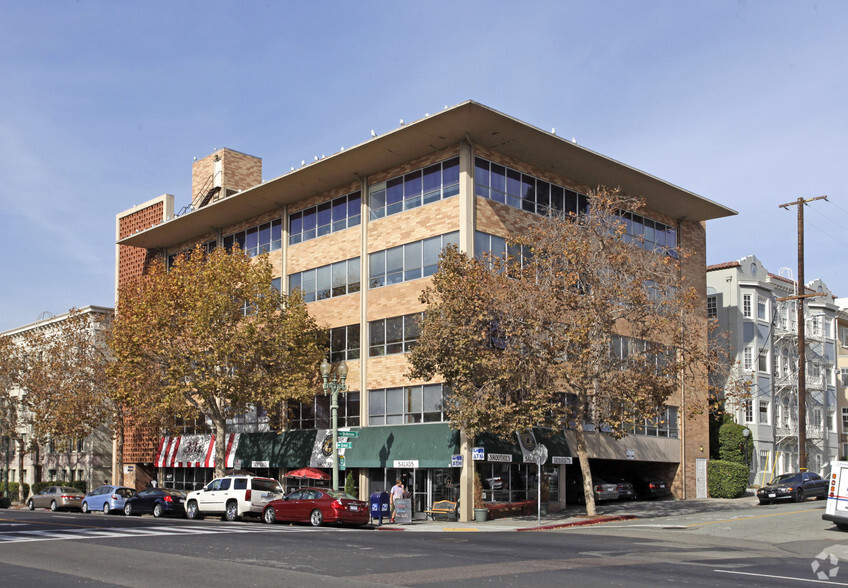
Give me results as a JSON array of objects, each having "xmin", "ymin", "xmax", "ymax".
[{"xmin": 473, "ymin": 508, "xmax": 489, "ymax": 522}]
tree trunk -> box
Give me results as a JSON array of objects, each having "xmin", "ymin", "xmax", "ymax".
[
  {"xmin": 115, "ymin": 419, "xmax": 124, "ymax": 487},
  {"xmin": 574, "ymin": 424, "xmax": 597, "ymax": 517},
  {"xmin": 16, "ymin": 438, "xmax": 25, "ymax": 503},
  {"xmin": 213, "ymin": 415, "xmax": 227, "ymax": 479}
]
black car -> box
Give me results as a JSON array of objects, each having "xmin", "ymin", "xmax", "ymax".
[
  {"xmin": 632, "ymin": 477, "xmax": 671, "ymax": 500},
  {"xmin": 756, "ymin": 472, "xmax": 827, "ymax": 505},
  {"xmin": 124, "ymin": 488, "xmax": 187, "ymax": 517}
]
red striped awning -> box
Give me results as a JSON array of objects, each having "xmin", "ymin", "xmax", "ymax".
[{"xmin": 156, "ymin": 434, "xmax": 240, "ymax": 468}]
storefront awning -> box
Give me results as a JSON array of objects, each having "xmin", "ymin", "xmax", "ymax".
[
  {"xmin": 234, "ymin": 429, "xmax": 336, "ymax": 469},
  {"xmin": 156, "ymin": 434, "xmax": 240, "ymax": 468},
  {"xmin": 475, "ymin": 428, "xmax": 571, "ymax": 465},
  {"xmin": 343, "ymin": 423, "xmax": 461, "ymax": 468}
]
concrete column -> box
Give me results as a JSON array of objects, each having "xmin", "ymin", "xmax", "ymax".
[{"xmin": 458, "ymin": 140, "xmax": 475, "ymax": 255}]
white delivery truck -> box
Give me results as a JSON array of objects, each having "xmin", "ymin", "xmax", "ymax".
[{"xmin": 823, "ymin": 461, "xmax": 848, "ymax": 531}]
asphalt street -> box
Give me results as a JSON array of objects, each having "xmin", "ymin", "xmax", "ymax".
[{"xmin": 0, "ymin": 497, "xmax": 845, "ymax": 587}]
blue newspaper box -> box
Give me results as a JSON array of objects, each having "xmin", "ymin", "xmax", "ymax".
[{"xmin": 370, "ymin": 491, "xmax": 390, "ymax": 525}]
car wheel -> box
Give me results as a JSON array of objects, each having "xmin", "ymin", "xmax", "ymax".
[
  {"xmin": 153, "ymin": 503, "xmax": 164, "ymax": 518},
  {"xmin": 103, "ymin": 503, "xmax": 111, "ymax": 515},
  {"xmin": 124, "ymin": 503, "xmax": 133, "ymax": 516},
  {"xmin": 27, "ymin": 499, "xmax": 34, "ymax": 510},
  {"xmin": 186, "ymin": 501, "xmax": 201, "ymax": 520},
  {"xmin": 263, "ymin": 507, "xmax": 276, "ymax": 525},
  {"xmin": 50, "ymin": 500, "xmax": 58, "ymax": 512},
  {"xmin": 225, "ymin": 501, "xmax": 239, "ymax": 522},
  {"xmin": 310, "ymin": 509, "xmax": 323, "ymax": 527},
  {"xmin": 81, "ymin": 501, "xmax": 89, "ymax": 514},
  {"xmin": 795, "ymin": 489, "xmax": 805, "ymax": 503}
]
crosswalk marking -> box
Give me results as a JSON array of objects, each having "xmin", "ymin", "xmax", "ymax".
[{"xmin": 0, "ymin": 523, "xmax": 307, "ymax": 544}]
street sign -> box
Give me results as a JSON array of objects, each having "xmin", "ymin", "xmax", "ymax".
[
  {"xmin": 451, "ymin": 454, "xmax": 463, "ymax": 468},
  {"xmin": 339, "ymin": 456, "xmax": 346, "ymax": 470},
  {"xmin": 552, "ymin": 456, "xmax": 573, "ymax": 465},
  {"xmin": 336, "ymin": 442, "xmax": 353, "ymax": 449},
  {"xmin": 472, "ymin": 447, "xmax": 485, "ymax": 461},
  {"xmin": 338, "ymin": 431, "xmax": 359, "ymax": 438}
]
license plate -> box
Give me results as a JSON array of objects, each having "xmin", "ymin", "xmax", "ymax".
[
  {"xmin": 768, "ymin": 493, "xmax": 776, "ymax": 498},
  {"xmin": 350, "ymin": 505, "xmax": 358, "ymax": 511}
]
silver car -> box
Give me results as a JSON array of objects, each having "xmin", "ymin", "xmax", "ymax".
[{"xmin": 28, "ymin": 486, "xmax": 85, "ymax": 511}]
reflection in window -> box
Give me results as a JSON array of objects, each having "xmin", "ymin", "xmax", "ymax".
[{"xmin": 369, "ymin": 158, "xmax": 459, "ymax": 220}]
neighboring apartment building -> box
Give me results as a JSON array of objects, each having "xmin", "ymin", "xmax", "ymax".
[
  {"xmin": 707, "ymin": 256, "xmax": 839, "ymax": 482},
  {"xmin": 0, "ymin": 306, "xmax": 114, "ymax": 493},
  {"xmin": 835, "ymin": 300, "xmax": 848, "ymax": 463},
  {"xmin": 116, "ymin": 101, "xmax": 734, "ymax": 519}
]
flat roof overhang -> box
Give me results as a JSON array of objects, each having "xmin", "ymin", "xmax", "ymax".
[{"xmin": 118, "ymin": 101, "xmax": 737, "ymax": 250}]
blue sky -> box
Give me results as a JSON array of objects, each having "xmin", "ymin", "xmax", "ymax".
[{"xmin": 2, "ymin": 1, "xmax": 847, "ymax": 332}]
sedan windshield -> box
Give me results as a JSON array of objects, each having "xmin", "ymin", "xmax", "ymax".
[{"xmin": 769, "ymin": 474, "xmax": 799, "ymax": 485}]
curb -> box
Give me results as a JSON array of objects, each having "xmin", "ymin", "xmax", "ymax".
[{"xmin": 516, "ymin": 514, "xmax": 637, "ymax": 531}]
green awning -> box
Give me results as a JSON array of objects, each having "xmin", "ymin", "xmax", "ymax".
[
  {"xmin": 475, "ymin": 428, "xmax": 570, "ymax": 464},
  {"xmin": 343, "ymin": 423, "xmax": 461, "ymax": 468},
  {"xmin": 235, "ymin": 430, "xmax": 321, "ymax": 469}
]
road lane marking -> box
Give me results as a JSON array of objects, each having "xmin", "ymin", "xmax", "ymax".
[
  {"xmin": 715, "ymin": 568, "xmax": 848, "ymax": 585},
  {"xmin": 687, "ymin": 507, "xmax": 824, "ymax": 527}
]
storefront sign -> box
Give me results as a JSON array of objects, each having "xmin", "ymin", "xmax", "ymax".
[
  {"xmin": 393, "ymin": 460, "xmax": 419, "ymax": 468},
  {"xmin": 393, "ymin": 498, "xmax": 412, "ymax": 524},
  {"xmin": 123, "ymin": 465, "xmax": 134, "ymax": 473},
  {"xmin": 251, "ymin": 461, "xmax": 269, "ymax": 468},
  {"xmin": 451, "ymin": 454, "xmax": 463, "ymax": 467},
  {"xmin": 552, "ymin": 456, "xmax": 573, "ymax": 465},
  {"xmin": 488, "ymin": 453, "xmax": 512, "ymax": 463},
  {"xmin": 472, "ymin": 447, "xmax": 485, "ymax": 461}
]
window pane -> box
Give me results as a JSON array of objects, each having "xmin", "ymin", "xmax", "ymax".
[
  {"xmin": 369, "ymin": 251, "xmax": 385, "ymax": 288},
  {"xmin": 386, "ymin": 177, "xmax": 403, "ymax": 204},
  {"xmin": 423, "ymin": 237, "xmax": 441, "ymax": 269},
  {"xmin": 405, "ymin": 313, "xmax": 420, "ymax": 341},
  {"xmin": 302, "ymin": 208, "xmax": 316, "ymax": 231},
  {"xmin": 332, "ymin": 197, "xmax": 348, "ymax": 222},
  {"xmin": 369, "ymin": 390, "xmax": 385, "ymax": 416},
  {"xmin": 289, "ymin": 212, "xmax": 302, "ymax": 236},
  {"xmin": 475, "ymin": 231, "xmax": 489, "ymax": 259},
  {"xmin": 408, "ymin": 385, "xmax": 423, "ymax": 414},
  {"xmin": 301, "ymin": 269, "xmax": 316, "ymax": 302},
  {"xmin": 370, "ymin": 188, "xmax": 385, "ymax": 219},
  {"xmin": 404, "ymin": 240, "xmax": 422, "ymax": 281},
  {"xmin": 474, "ymin": 157, "xmax": 489, "ymax": 187},
  {"xmin": 491, "ymin": 163, "xmax": 506, "ymax": 194},
  {"xmin": 405, "ymin": 170, "xmax": 422, "ymax": 200},
  {"xmin": 370, "ymin": 320, "xmax": 385, "ymax": 356},
  {"xmin": 258, "ymin": 223, "xmax": 271, "ymax": 252},
  {"xmin": 563, "ymin": 190, "xmax": 577, "ymax": 215},
  {"xmin": 271, "ymin": 219, "xmax": 282, "ymax": 249},
  {"xmin": 347, "ymin": 258, "xmax": 360, "ymax": 293},
  {"xmin": 348, "ymin": 324, "xmax": 360, "ymax": 358},
  {"xmin": 316, "ymin": 265, "xmax": 331, "ymax": 300},
  {"xmin": 386, "ymin": 246, "xmax": 403, "ymax": 285},
  {"xmin": 289, "ymin": 273, "xmax": 301, "ymax": 294},
  {"xmin": 442, "ymin": 157, "xmax": 459, "ymax": 187},
  {"xmin": 332, "ymin": 261, "xmax": 347, "ymax": 297},
  {"xmin": 506, "ymin": 168, "xmax": 521, "ymax": 199},
  {"xmin": 521, "ymin": 174, "xmax": 535, "ymax": 212},
  {"xmin": 386, "ymin": 387, "xmax": 403, "ymax": 415},
  {"xmin": 385, "ymin": 316, "xmax": 404, "ymax": 354},
  {"xmin": 443, "ymin": 231, "xmax": 459, "ymax": 248},
  {"xmin": 423, "ymin": 384, "xmax": 442, "ymax": 412}
]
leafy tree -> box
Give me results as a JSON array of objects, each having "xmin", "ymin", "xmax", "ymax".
[
  {"xmin": 408, "ymin": 189, "xmax": 713, "ymax": 516},
  {"xmin": 111, "ymin": 244, "xmax": 324, "ymax": 478},
  {"xmin": 11, "ymin": 308, "xmax": 117, "ymax": 488},
  {"xmin": 0, "ymin": 335, "xmax": 24, "ymax": 501}
]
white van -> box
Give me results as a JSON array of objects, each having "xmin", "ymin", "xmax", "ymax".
[{"xmin": 823, "ymin": 460, "xmax": 848, "ymax": 531}]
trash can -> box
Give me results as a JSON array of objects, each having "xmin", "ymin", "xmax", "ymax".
[{"xmin": 370, "ymin": 491, "xmax": 390, "ymax": 525}]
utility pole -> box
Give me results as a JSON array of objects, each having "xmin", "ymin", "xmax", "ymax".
[{"xmin": 778, "ymin": 195, "xmax": 827, "ymax": 472}]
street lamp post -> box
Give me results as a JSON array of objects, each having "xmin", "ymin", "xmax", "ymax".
[
  {"xmin": 320, "ymin": 358, "xmax": 348, "ymax": 492},
  {"xmin": 742, "ymin": 428, "xmax": 751, "ymax": 469}
]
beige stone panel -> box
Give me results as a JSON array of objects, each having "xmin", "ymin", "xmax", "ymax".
[
  {"xmin": 305, "ymin": 294, "xmax": 361, "ymax": 328},
  {"xmin": 366, "ymin": 280, "xmax": 431, "ymax": 322},
  {"xmin": 368, "ymin": 198, "xmax": 461, "ymax": 253},
  {"xmin": 365, "ymin": 354, "xmax": 443, "ymax": 390},
  {"xmin": 287, "ymin": 226, "xmax": 363, "ymax": 274}
]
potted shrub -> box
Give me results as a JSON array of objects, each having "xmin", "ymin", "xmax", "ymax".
[{"xmin": 473, "ymin": 472, "xmax": 488, "ymax": 522}]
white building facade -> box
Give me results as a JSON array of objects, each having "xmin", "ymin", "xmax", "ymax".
[{"xmin": 707, "ymin": 256, "xmax": 839, "ymax": 482}]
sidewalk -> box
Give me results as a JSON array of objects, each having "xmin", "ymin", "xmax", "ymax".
[{"xmin": 371, "ymin": 495, "xmax": 759, "ymax": 532}]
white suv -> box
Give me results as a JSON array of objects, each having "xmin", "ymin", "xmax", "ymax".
[{"xmin": 185, "ymin": 475, "xmax": 283, "ymax": 521}]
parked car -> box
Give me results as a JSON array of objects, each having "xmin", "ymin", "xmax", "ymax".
[
  {"xmin": 124, "ymin": 488, "xmax": 186, "ymax": 517},
  {"xmin": 82, "ymin": 485, "xmax": 136, "ymax": 514},
  {"xmin": 185, "ymin": 475, "xmax": 284, "ymax": 521},
  {"xmin": 565, "ymin": 475, "xmax": 619, "ymax": 504},
  {"xmin": 262, "ymin": 488, "xmax": 369, "ymax": 527},
  {"xmin": 632, "ymin": 477, "xmax": 671, "ymax": 500},
  {"xmin": 612, "ymin": 477, "xmax": 636, "ymax": 500},
  {"xmin": 757, "ymin": 472, "xmax": 827, "ymax": 505},
  {"xmin": 27, "ymin": 486, "xmax": 84, "ymax": 511}
]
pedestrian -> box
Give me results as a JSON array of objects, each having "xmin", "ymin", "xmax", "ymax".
[{"xmin": 390, "ymin": 479, "xmax": 404, "ymax": 523}]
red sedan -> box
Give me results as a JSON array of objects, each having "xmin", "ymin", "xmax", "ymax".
[{"xmin": 262, "ymin": 488, "xmax": 369, "ymax": 527}]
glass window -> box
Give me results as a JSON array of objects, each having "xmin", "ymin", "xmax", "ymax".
[
  {"xmin": 290, "ymin": 192, "xmax": 361, "ymax": 244},
  {"xmin": 369, "ymin": 232, "xmax": 458, "ymax": 288},
  {"xmin": 290, "ymin": 258, "xmax": 360, "ymax": 303}
]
